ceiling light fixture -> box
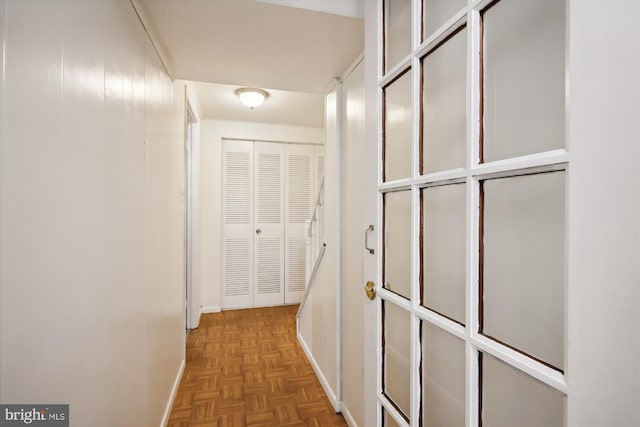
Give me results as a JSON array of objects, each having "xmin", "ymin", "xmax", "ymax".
[{"xmin": 235, "ymin": 87, "xmax": 269, "ymax": 109}]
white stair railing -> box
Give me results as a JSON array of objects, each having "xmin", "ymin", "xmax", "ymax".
[
  {"xmin": 297, "ymin": 178, "xmax": 325, "ymax": 318},
  {"xmin": 305, "ymin": 178, "xmax": 325, "ymax": 283}
]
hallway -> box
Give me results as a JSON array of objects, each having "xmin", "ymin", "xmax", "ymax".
[
  {"xmin": 1, "ymin": 1, "xmax": 640, "ymax": 426},
  {"xmin": 168, "ymin": 306, "xmax": 347, "ymax": 427}
]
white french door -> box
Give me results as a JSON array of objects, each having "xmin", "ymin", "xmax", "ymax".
[{"xmin": 364, "ymin": 0, "xmax": 568, "ymax": 426}]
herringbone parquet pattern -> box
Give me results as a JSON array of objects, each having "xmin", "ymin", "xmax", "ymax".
[{"xmin": 168, "ymin": 305, "xmax": 347, "ymax": 427}]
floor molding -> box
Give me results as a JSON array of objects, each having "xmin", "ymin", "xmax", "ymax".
[
  {"xmin": 297, "ymin": 331, "xmax": 342, "ymax": 413},
  {"xmin": 160, "ymin": 359, "xmax": 185, "ymax": 427},
  {"xmin": 341, "ymin": 403, "xmax": 358, "ymax": 427},
  {"xmin": 201, "ymin": 305, "xmax": 221, "ymax": 313}
]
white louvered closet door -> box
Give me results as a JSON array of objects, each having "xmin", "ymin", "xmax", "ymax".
[
  {"xmin": 222, "ymin": 140, "xmax": 254, "ymax": 309},
  {"xmin": 253, "ymin": 142, "xmax": 285, "ymax": 307},
  {"xmin": 285, "ymin": 144, "xmax": 315, "ymax": 304}
]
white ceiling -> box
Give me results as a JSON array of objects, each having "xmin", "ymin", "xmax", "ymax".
[
  {"xmin": 193, "ymin": 81, "xmax": 326, "ymax": 127},
  {"xmin": 254, "ymin": 0, "xmax": 364, "ymax": 19},
  {"xmin": 137, "ymin": 0, "xmax": 364, "ymax": 94}
]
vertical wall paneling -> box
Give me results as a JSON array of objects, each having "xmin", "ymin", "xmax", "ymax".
[
  {"xmin": 297, "ymin": 86, "xmax": 341, "ymax": 411},
  {"xmin": 0, "ymin": 1, "xmax": 185, "ymax": 426},
  {"xmin": 340, "ymin": 59, "xmax": 366, "ymax": 427},
  {"xmin": 4, "ymin": 0, "xmax": 66, "ymax": 403},
  {"xmin": 567, "ymin": 1, "xmax": 640, "ymax": 425},
  {"xmin": 61, "ymin": 2, "xmax": 108, "ymax": 424},
  {"xmin": 104, "ymin": 3, "xmax": 147, "ymax": 425}
]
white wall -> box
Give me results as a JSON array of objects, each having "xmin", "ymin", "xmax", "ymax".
[
  {"xmin": 197, "ymin": 119, "xmax": 323, "ymax": 312},
  {"xmin": 298, "ymin": 87, "xmax": 341, "ymax": 409},
  {"xmin": 567, "ymin": 1, "xmax": 640, "ymax": 425},
  {"xmin": 0, "ymin": 1, "xmax": 186, "ymax": 426},
  {"xmin": 297, "ymin": 61, "xmax": 366, "ymax": 423},
  {"xmin": 340, "ymin": 59, "xmax": 365, "ymax": 427}
]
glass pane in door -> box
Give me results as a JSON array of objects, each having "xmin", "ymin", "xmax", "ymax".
[
  {"xmin": 482, "ymin": 353, "xmax": 565, "ymax": 426},
  {"xmin": 384, "ymin": 70, "xmax": 413, "ymax": 182},
  {"xmin": 482, "ymin": 0, "xmax": 565, "ymax": 162},
  {"xmin": 384, "ymin": 191, "xmax": 412, "ymax": 299},
  {"xmin": 422, "ymin": 26, "xmax": 467, "ymax": 174},
  {"xmin": 422, "ymin": 183, "xmax": 466, "ymax": 323},
  {"xmin": 384, "ymin": 0, "xmax": 412, "ymax": 73},
  {"xmin": 422, "ymin": 322, "xmax": 465, "ymax": 426},
  {"xmin": 482, "ymin": 171, "xmax": 565, "ymax": 370},
  {"xmin": 423, "ymin": 0, "xmax": 467, "ymax": 40},
  {"xmin": 382, "ymin": 411, "xmax": 400, "ymax": 427},
  {"xmin": 383, "ymin": 301, "xmax": 411, "ymax": 420},
  {"xmin": 384, "ymin": 410, "xmax": 403, "ymax": 427}
]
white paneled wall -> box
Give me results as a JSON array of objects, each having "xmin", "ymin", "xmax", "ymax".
[
  {"xmin": 567, "ymin": 1, "xmax": 640, "ymax": 424},
  {"xmin": 340, "ymin": 59, "xmax": 365, "ymax": 427},
  {"xmin": 298, "ymin": 87, "xmax": 340, "ymax": 410},
  {"xmin": 297, "ymin": 59, "xmax": 366, "ymax": 422},
  {"xmin": 0, "ymin": 1, "xmax": 186, "ymax": 426}
]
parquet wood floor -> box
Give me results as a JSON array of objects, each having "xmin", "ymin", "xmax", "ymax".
[{"xmin": 168, "ymin": 305, "xmax": 348, "ymax": 427}]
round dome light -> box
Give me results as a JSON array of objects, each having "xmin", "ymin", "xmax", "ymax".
[{"xmin": 235, "ymin": 87, "xmax": 269, "ymax": 109}]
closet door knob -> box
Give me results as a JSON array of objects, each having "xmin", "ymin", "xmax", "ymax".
[{"xmin": 256, "ymin": 229, "xmax": 262, "ymax": 235}]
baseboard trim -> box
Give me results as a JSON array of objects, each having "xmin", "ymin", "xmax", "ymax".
[
  {"xmin": 160, "ymin": 359, "xmax": 185, "ymax": 427},
  {"xmin": 341, "ymin": 403, "xmax": 358, "ymax": 427},
  {"xmin": 201, "ymin": 306, "xmax": 221, "ymax": 314},
  {"xmin": 297, "ymin": 331, "xmax": 341, "ymax": 413}
]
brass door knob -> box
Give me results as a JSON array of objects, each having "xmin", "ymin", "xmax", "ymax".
[{"xmin": 364, "ymin": 281, "xmax": 376, "ymax": 300}]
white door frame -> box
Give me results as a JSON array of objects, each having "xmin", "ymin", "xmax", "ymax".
[
  {"xmin": 185, "ymin": 103, "xmax": 197, "ymax": 332},
  {"xmin": 363, "ymin": 1, "xmax": 382, "ymax": 425}
]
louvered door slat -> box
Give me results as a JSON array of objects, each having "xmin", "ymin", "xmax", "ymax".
[
  {"xmin": 254, "ymin": 142, "xmax": 285, "ymax": 306},
  {"xmin": 287, "ymin": 237, "xmax": 307, "ymax": 293},
  {"xmin": 224, "ymin": 239, "xmax": 251, "ymax": 296},
  {"xmin": 285, "ymin": 144, "xmax": 315, "ymax": 304},
  {"xmin": 223, "ymin": 140, "xmax": 321, "ymax": 308},
  {"xmin": 257, "ymin": 153, "xmax": 282, "ymax": 224},
  {"xmin": 224, "ymin": 152, "xmax": 251, "ymax": 224},
  {"xmin": 288, "ymin": 154, "xmax": 312, "ymax": 223},
  {"xmin": 222, "ymin": 140, "xmax": 254, "ymax": 309},
  {"xmin": 257, "ymin": 238, "xmax": 282, "ymax": 294}
]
